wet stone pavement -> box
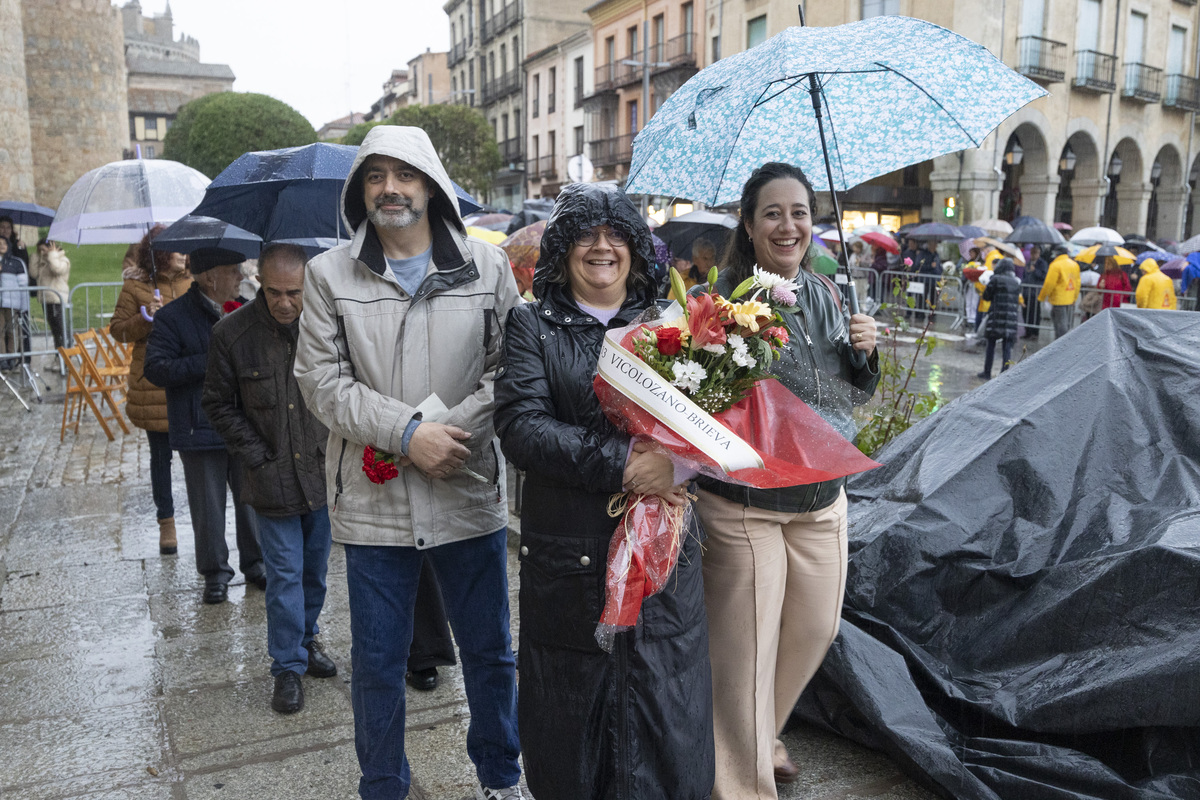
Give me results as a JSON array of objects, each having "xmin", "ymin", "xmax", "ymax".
[{"xmin": 0, "ymin": 327, "xmax": 1056, "ymax": 799}]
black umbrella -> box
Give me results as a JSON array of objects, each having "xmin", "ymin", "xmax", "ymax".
[
  {"xmin": 906, "ymin": 222, "xmax": 963, "ymax": 241},
  {"xmin": 653, "ymin": 210, "xmax": 739, "ymax": 260},
  {"xmin": 154, "ymin": 215, "xmax": 262, "ymax": 258},
  {"xmin": 1004, "ymin": 219, "xmax": 1066, "ymax": 246}
]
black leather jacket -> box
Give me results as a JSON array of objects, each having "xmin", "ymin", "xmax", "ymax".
[
  {"xmin": 202, "ymin": 292, "xmax": 328, "ymax": 517},
  {"xmin": 697, "ymin": 267, "xmax": 880, "ymax": 513}
]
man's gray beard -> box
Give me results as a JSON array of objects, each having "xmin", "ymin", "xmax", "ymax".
[{"xmin": 367, "ymin": 203, "xmax": 424, "ymax": 230}]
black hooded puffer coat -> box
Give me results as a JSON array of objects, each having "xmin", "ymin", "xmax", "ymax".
[
  {"xmin": 494, "ymin": 183, "xmax": 715, "ymax": 800},
  {"xmin": 983, "ymin": 258, "xmax": 1023, "ymax": 340}
]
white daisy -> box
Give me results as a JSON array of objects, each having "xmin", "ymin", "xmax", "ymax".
[
  {"xmin": 670, "ymin": 360, "xmax": 707, "ymax": 393},
  {"xmin": 752, "ymin": 266, "xmax": 800, "ymax": 293}
]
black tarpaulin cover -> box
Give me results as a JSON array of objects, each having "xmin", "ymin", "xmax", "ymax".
[{"xmin": 793, "ymin": 310, "xmax": 1200, "ymax": 800}]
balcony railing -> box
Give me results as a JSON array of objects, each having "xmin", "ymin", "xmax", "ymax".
[
  {"xmin": 1016, "ymin": 36, "xmax": 1066, "ymax": 83},
  {"xmin": 449, "ymin": 41, "xmax": 467, "ymax": 67},
  {"xmin": 1176, "ymin": 0, "xmax": 1197, "ymax": 6},
  {"xmin": 534, "ymin": 155, "xmax": 557, "ymax": 179},
  {"xmin": 547, "ymin": 91, "xmax": 556, "ymax": 114},
  {"xmin": 1164, "ymin": 74, "xmax": 1200, "ymax": 111},
  {"xmin": 499, "ymin": 136, "xmax": 524, "ymax": 165},
  {"xmin": 1073, "ymin": 50, "xmax": 1117, "ymax": 93},
  {"xmin": 482, "ymin": 0, "xmax": 521, "ymax": 43},
  {"xmin": 594, "ymin": 60, "xmax": 641, "ymax": 93},
  {"xmin": 650, "ymin": 33, "xmax": 698, "ymax": 71},
  {"xmin": 481, "ymin": 69, "xmax": 521, "ymax": 104},
  {"xmin": 532, "ymin": 97, "xmax": 539, "ymax": 117},
  {"xmin": 574, "ymin": 85, "xmax": 584, "ymax": 108},
  {"xmin": 1123, "ymin": 62, "xmax": 1163, "ymax": 102},
  {"xmin": 589, "ymin": 133, "xmax": 635, "ymax": 168}
]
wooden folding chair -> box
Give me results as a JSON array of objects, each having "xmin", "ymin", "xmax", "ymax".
[
  {"xmin": 58, "ymin": 345, "xmax": 129, "ymax": 441},
  {"xmin": 96, "ymin": 326, "xmax": 132, "ymax": 368},
  {"xmin": 74, "ymin": 329, "xmax": 130, "ymax": 388}
]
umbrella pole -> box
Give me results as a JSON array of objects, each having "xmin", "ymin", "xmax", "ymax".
[{"xmin": 798, "ymin": 5, "xmax": 858, "ymax": 315}]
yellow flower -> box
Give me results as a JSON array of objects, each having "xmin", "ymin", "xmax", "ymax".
[{"xmin": 730, "ymin": 300, "xmax": 772, "ymax": 332}]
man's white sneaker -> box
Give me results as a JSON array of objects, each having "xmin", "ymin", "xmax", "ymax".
[{"xmin": 475, "ymin": 785, "xmax": 524, "ymax": 800}]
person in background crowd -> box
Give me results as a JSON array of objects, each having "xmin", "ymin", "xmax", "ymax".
[
  {"xmin": 977, "ymin": 258, "xmax": 1023, "ymax": 380},
  {"xmin": 847, "ymin": 239, "xmax": 865, "ymax": 270},
  {"xmin": 1095, "ymin": 257, "xmax": 1131, "ymax": 315},
  {"xmin": 294, "ymin": 125, "xmax": 523, "ymax": 800},
  {"xmin": 30, "ymin": 239, "xmax": 70, "ymax": 354},
  {"xmin": 494, "ymin": 182, "xmax": 713, "ymax": 800},
  {"xmin": 202, "ymin": 243, "xmax": 337, "ymax": 715},
  {"xmin": 0, "ymin": 236, "xmax": 31, "ymax": 371},
  {"xmin": 870, "ymin": 241, "xmax": 889, "ymax": 276},
  {"xmin": 1135, "ymin": 258, "xmax": 1177, "ymax": 310},
  {"xmin": 1183, "ymin": 252, "xmax": 1200, "ymax": 307},
  {"xmin": 696, "ymin": 162, "xmax": 878, "ymax": 798},
  {"xmin": 1038, "ymin": 246, "xmax": 1081, "ymax": 339},
  {"xmin": 144, "ymin": 247, "xmax": 264, "ymax": 605},
  {"xmin": 1021, "ymin": 244, "xmax": 1048, "ymax": 336},
  {"xmin": 0, "ymin": 215, "xmax": 29, "ymax": 267},
  {"xmin": 110, "ymin": 226, "xmax": 194, "ymax": 556},
  {"xmin": 916, "ymin": 239, "xmax": 941, "ymax": 318},
  {"xmin": 667, "ymin": 238, "xmax": 720, "ymax": 302}
]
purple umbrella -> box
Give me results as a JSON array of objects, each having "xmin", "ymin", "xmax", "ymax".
[
  {"xmin": 652, "ymin": 233, "xmax": 672, "ymax": 264},
  {"xmin": 1160, "ymin": 257, "xmax": 1186, "ymax": 280}
]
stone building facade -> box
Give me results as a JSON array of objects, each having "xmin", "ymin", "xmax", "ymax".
[
  {"xmin": 20, "ymin": 0, "xmax": 129, "ymax": 209},
  {"xmin": 524, "ymin": 29, "xmax": 591, "ymax": 198},
  {"xmin": 408, "ymin": 49, "xmax": 451, "ymax": 106},
  {"xmin": 121, "ymin": 1, "xmax": 235, "ymax": 160},
  {"xmin": 712, "ymin": 0, "xmax": 1200, "ymax": 238},
  {"xmin": 0, "ymin": 0, "xmax": 34, "ymax": 204}
]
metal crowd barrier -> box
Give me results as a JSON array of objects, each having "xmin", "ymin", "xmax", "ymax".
[
  {"xmin": 1, "ymin": 285, "xmax": 68, "ymax": 405},
  {"xmin": 878, "ymin": 269, "xmax": 966, "ymax": 329},
  {"xmin": 67, "ymin": 281, "xmax": 125, "ymax": 336}
]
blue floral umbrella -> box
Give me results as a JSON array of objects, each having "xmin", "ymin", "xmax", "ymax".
[{"xmin": 626, "ymin": 16, "xmax": 1046, "ymax": 204}]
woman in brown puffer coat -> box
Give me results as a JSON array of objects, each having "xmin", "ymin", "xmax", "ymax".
[{"xmin": 109, "ymin": 225, "xmax": 193, "ymax": 555}]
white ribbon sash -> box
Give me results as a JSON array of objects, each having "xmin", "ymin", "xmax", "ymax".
[{"xmin": 597, "ymin": 330, "xmax": 764, "ymax": 474}]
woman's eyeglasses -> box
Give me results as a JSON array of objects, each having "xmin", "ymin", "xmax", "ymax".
[{"xmin": 574, "ymin": 227, "xmax": 630, "ymax": 247}]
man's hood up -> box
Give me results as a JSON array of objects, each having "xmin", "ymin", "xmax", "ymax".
[{"xmin": 341, "ymin": 125, "xmax": 464, "ymax": 235}]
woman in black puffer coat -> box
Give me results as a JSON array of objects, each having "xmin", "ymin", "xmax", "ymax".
[
  {"xmin": 493, "ymin": 182, "xmax": 714, "ymax": 800},
  {"xmin": 978, "ymin": 257, "xmax": 1024, "ymax": 379}
]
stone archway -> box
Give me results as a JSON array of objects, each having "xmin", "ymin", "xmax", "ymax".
[
  {"xmin": 1147, "ymin": 145, "xmax": 1185, "ymax": 242},
  {"xmin": 1054, "ymin": 132, "xmax": 1100, "ymax": 227},
  {"xmin": 1106, "ymin": 137, "xmax": 1145, "ymax": 234},
  {"xmin": 999, "ymin": 123, "xmax": 1052, "ymax": 222}
]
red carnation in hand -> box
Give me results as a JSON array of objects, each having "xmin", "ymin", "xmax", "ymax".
[
  {"xmin": 765, "ymin": 326, "xmax": 790, "ymax": 346},
  {"xmin": 655, "ymin": 326, "xmax": 684, "ymax": 356},
  {"xmin": 223, "ymin": 300, "xmax": 243, "ymax": 314},
  {"xmin": 362, "ymin": 445, "xmax": 399, "ymax": 484}
]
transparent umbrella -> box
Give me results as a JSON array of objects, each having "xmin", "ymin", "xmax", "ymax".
[{"xmin": 47, "ymin": 159, "xmax": 210, "ymax": 245}]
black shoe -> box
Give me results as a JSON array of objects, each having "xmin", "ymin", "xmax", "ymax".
[
  {"xmin": 244, "ymin": 565, "xmax": 267, "ymax": 590},
  {"xmin": 305, "ymin": 640, "xmax": 337, "ymax": 678},
  {"xmin": 976, "ymin": 371, "xmax": 991, "ymax": 380},
  {"xmin": 405, "ymin": 667, "xmax": 438, "ymax": 691},
  {"xmin": 203, "ymin": 582, "xmax": 228, "ymax": 604},
  {"xmin": 272, "ymin": 670, "xmax": 304, "ymax": 714}
]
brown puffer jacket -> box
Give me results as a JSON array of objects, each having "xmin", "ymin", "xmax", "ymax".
[{"xmin": 109, "ymin": 259, "xmax": 193, "ymax": 433}]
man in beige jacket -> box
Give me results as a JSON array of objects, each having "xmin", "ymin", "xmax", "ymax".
[{"xmin": 295, "ymin": 126, "xmax": 522, "ymax": 800}]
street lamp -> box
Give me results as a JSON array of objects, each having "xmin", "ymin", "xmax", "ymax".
[
  {"xmin": 1059, "ymin": 146, "xmax": 1076, "ymax": 173},
  {"xmin": 1108, "ymin": 154, "xmax": 1123, "ymax": 177},
  {"xmin": 1004, "ymin": 141, "xmax": 1024, "ymax": 166},
  {"xmin": 1151, "ymin": 160, "xmax": 1163, "ymax": 183}
]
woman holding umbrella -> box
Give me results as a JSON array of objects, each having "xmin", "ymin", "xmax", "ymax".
[
  {"xmin": 696, "ymin": 163, "xmax": 879, "ymax": 796},
  {"xmin": 110, "ymin": 225, "xmax": 193, "ymax": 556}
]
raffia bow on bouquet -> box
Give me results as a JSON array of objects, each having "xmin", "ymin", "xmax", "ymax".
[{"xmin": 591, "ymin": 267, "xmax": 881, "ymax": 650}]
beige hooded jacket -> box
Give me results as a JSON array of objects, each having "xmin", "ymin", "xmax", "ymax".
[{"xmin": 295, "ymin": 125, "xmax": 521, "ymax": 547}]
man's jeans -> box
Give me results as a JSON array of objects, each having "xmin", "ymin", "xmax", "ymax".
[
  {"xmin": 1051, "ymin": 303, "xmax": 1074, "ymax": 339},
  {"xmin": 254, "ymin": 507, "xmax": 332, "ymax": 676},
  {"xmin": 344, "ymin": 529, "xmax": 520, "ymax": 800}
]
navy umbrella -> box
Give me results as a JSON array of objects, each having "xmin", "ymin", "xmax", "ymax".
[
  {"xmin": 191, "ymin": 142, "xmax": 483, "ymax": 245},
  {"xmin": 0, "ymin": 200, "xmax": 56, "ymax": 228},
  {"xmin": 1004, "ymin": 219, "xmax": 1066, "ymax": 246}
]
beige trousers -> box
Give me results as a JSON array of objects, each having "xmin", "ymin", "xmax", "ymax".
[{"xmin": 696, "ymin": 488, "xmax": 848, "ymax": 800}]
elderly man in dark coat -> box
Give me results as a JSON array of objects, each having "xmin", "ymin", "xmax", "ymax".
[
  {"xmin": 144, "ymin": 246, "xmax": 264, "ymax": 605},
  {"xmin": 202, "ymin": 243, "xmax": 337, "ymax": 714}
]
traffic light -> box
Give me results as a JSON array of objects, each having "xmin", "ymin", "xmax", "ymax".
[{"xmin": 944, "ymin": 196, "xmax": 957, "ymax": 219}]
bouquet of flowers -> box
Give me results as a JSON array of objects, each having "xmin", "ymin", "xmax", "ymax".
[{"xmin": 591, "ymin": 266, "xmax": 881, "ymax": 650}]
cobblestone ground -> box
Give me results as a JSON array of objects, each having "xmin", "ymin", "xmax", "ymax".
[{"xmin": 0, "ymin": 342, "xmax": 1005, "ymax": 799}]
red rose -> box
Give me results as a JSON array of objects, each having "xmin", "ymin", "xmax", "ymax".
[
  {"xmin": 223, "ymin": 300, "xmax": 243, "ymax": 314},
  {"xmin": 656, "ymin": 326, "xmax": 684, "ymax": 356}
]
